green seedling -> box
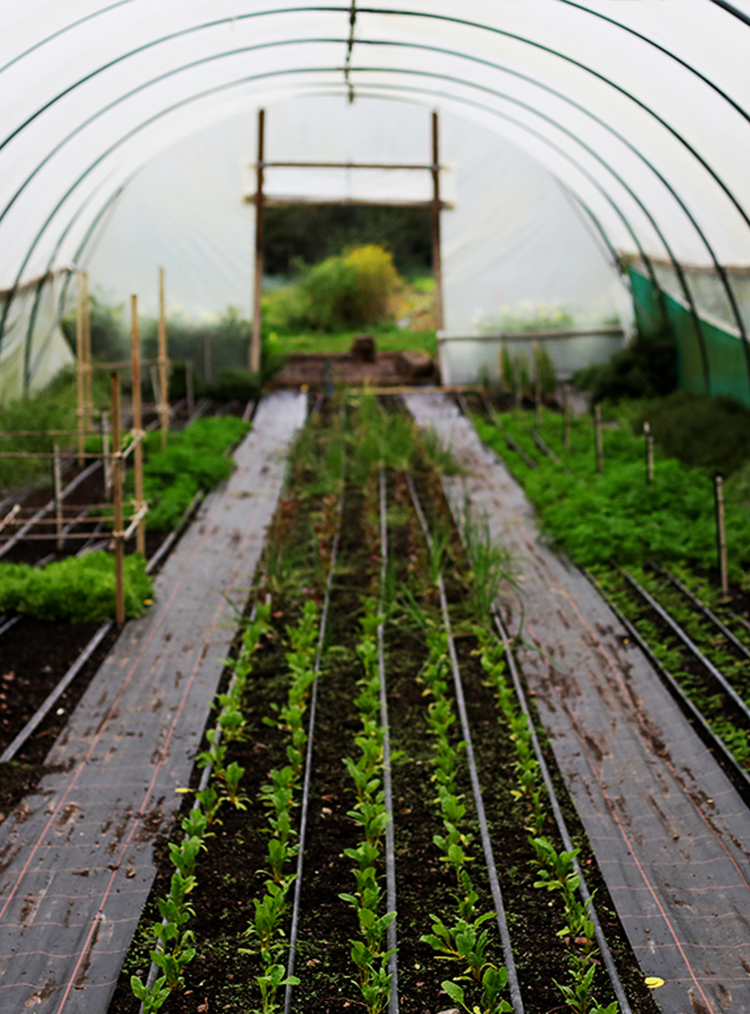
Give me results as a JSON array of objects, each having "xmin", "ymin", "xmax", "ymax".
[
  {"xmin": 442, "ymin": 962, "xmax": 513, "ymax": 1014},
  {"xmin": 222, "ymin": 760, "xmax": 248, "ymax": 809},
  {"xmin": 254, "ymin": 963, "xmax": 299, "ymax": 1014},
  {"xmin": 422, "ymin": 913, "xmax": 494, "ymax": 981},
  {"xmin": 130, "ymin": 974, "xmax": 171, "ymax": 1013},
  {"xmin": 555, "ymin": 963, "xmax": 618, "ymax": 1014}
]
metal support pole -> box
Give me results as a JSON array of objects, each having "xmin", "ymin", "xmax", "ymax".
[
  {"xmin": 130, "ymin": 295, "xmax": 146, "ymax": 558},
  {"xmin": 594, "ymin": 403, "xmax": 603, "ymax": 474},
  {"xmin": 563, "ymin": 383, "xmax": 571, "ymax": 450},
  {"xmin": 431, "ymin": 110, "xmax": 444, "ymax": 333},
  {"xmin": 644, "ymin": 422, "xmax": 654, "ymax": 485},
  {"xmin": 83, "ymin": 271, "xmax": 93, "ymax": 435},
  {"xmin": 52, "ymin": 441, "xmax": 64, "ymax": 552},
  {"xmin": 76, "ymin": 272, "xmax": 85, "ymax": 467},
  {"xmin": 111, "ymin": 372, "xmax": 125, "ymax": 626},
  {"xmin": 714, "ymin": 473, "xmax": 729, "ymax": 599},
  {"xmin": 158, "ymin": 266, "xmax": 170, "ymax": 450},
  {"xmin": 250, "ymin": 107, "xmax": 265, "ymax": 375}
]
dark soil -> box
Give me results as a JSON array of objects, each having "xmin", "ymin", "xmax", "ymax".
[{"xmin": 106, "ymin": 406, "xmax": 660, "ymax": 1014}]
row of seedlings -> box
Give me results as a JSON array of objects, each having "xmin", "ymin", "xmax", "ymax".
[
  {"xmin": 109, "ymin": 405, "xmax": 344, "ymax": 1013},
  {"xmin": 396, "ymin": 456, "xmax": 656, "ymax": 1013},
  {"xmin": 130, "ymin": 603, "xmax": 271, "ymax": 1011},
  {"xmin": 588, "ymin": 563, "xmax": 750, "ymax": 776}
]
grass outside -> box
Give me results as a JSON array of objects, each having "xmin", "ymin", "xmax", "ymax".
[{"xmin": 267, "ymin": 325, "xmax": 437, "ymax": 358}]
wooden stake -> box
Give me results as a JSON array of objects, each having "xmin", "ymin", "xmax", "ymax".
[
  {"xmin": 186, "ymin": 359, "xmax": 194, "ymax": 415},
  {"xmin": 158, "ymin": 266, "xmax": 170, "ymax": 449},
  {"xmin": 203, "ymin": 332, "xmax": 212, "ymax": 383},
  {"xmin": 150, "ymin": 364, "xmax": 161, "ymax": 407},
  {"xmin": 52, "ymin": 441, "xmax": 64, "ymax": 552},
  {"xmin": 101, "ymin": 411, "xmax": 112, "ymax": 498},
  {"xmin": 563, "ymin": 383, "xmax": 571, "ymax": 450},
  {"xmin": 111, "ymin": 372, "xmax": 125, "ymax": 625},
  {"xmin": 83, "ymin": 272, "xmax": 93, "ymax": 434},
  {"xmin": 644, "ymin": 421, "xmax": 654, "ymax": 485},
  {"xmin": 514, "ymin": 356, "xmax": 522, "ymax": 410},
  {"xmin": 714, "ymin": 473, "xmax": 729, "ymax": 599},
  {"xmin": 594, "ymin": 403, "xmax": 603, "ymax": 474},
  {"xmin": 130, "ymin": 295, "xmax": 146, "ymax": 557},
  {"xmin": 497, "ymin": 345, "xmax": 505, "ymax": 394},
  {"xmin": 431, "ymin": 110, "xmax": 444, "ymax": 333},
  {"xmin": 250, "ymin": 107, "xmax": 265, "ymax": 375},
  {"xmin": 76, "ymin": 272, "xmax": 85, "ymax": 466},
  {"xmin": 532, "ymin": 341, "xmax": 542, "ymax": 428}
]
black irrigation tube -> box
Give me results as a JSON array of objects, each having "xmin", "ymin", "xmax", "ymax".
[
  {"xmin": 0, "ymin": 438, "xmax": 221, "ymax": 763},
  {"xmin": 581, "ymin": 566, "xmax": 750, "ymax": 809},
  {"xmin": 377, "ymin": 468, "xmax": 399, "ymax": 1014},
  {"xmin": 648, "ymin": 561, "xmax": 750, "ymax": 663},
  {"xmin": 616, "ymin": 563, "xmax": 750, "ymax": 727},
  {"xmin": 405, "ymin": 472, "xmax": 524, "ymax": 1014},
  {"xmin": 283, "ymin": 485, "xmax": 345, "ymax": 1014},
  {"xmin": 528, "ymin": 428, "xmax": 562, "ymax": 466},
  {"xmin": 0, "ymin": 619, "xmax": 113, "ymax": 764},
  {"xmin": 468, "ymin": 392, "xmax": 539, "ymax": 471},
  {"xmin": 491, "ymin": 607, "xmax": 633, "ymax": 1014},
  {"xmin": 137, "ymin": 602, "xmax": 262, "ymax": 1010}
]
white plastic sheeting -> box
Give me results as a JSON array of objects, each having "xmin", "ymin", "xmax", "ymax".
[
  {"xmin": 86, "ymin": 96, "xmax": 626, "ymax": 335},
  {"xmin": 2, "ymin": 1, "xmax": 750, "ymax": 392}
]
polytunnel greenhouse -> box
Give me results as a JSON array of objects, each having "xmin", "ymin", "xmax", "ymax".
[{"xmin": 1, "ymin": 4, "xmax": 750, "ymax": 1014}]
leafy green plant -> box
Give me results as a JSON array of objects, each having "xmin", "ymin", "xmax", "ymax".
[
  {"xmin": 472, "ymin": 410, "xmax": 750, "ymax": 579},
  {"xmin": 139, "ymin": 416, "xmax": 250, "ymax": 531},
  {"xmin": 0, "ymin": 551, "xmax": 152, "ymax": 622}
]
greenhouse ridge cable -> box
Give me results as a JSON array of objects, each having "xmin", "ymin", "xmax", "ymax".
[
  {"xmin": 492, "ymin": 608, "xmax": 633, "ymax": 1014},
  {"xmin": 284, "ymin": 484, "xmax": 344, "ymax": 1014},
  {"xmin": 377, "ymin": 468, "xmax": 399, "ymax": 1014},
  {"xmin": 405, "ymin": 473, "xmax": 524, "ymax": 1014}
]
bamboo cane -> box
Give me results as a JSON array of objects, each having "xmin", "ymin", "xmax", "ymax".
[
  {"xmin": 158, "ymin": 266, "xmax": 170, "ymax": 449},
  {"xmin": 76, "ymin": 272, "xmax": 85, "ymax": 466},
  {"xmin": 714, "ymin": 473, "xmax": 729, "ymax": 599},
  {"xmin": 594, "ymin": 403, "xmax": 603, "ymax": 475},
  {"xmin": 52, "ymin": 441, "xmax": 64, "ymax": 551},
  {"xmin": 101, "ymin": 411, "xmax": 112, "ymax": 498},
  {"xmin": 83, "ymin": 272, "xmax": 93, "ymax": 434},
  {"xmin": 130, "ymin": 295, "xmax": 146, "ymax": 557},
  {"xmin": 644, "ymin": 422, "xmax": 654, "ymax": 485},
  {"xmin": 532, "ymin": 341, "xmax": 542, "ymax": 428},
  {"xmin": 111, "ymin": 373, "xmax": 125, "ymax": 625},
  {"xmin": 563, "ymin": 383, "xmax": 571, "ymax": 450},
  {"xmin": 186, "ymin": 359, "xmax": 194, "ymax": 416}
]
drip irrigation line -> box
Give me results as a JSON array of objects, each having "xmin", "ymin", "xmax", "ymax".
[
  {"xmin": 617, "ymin": 562, "xmax": 750, "ymax": 727},
  {"xmin": 581, "ymin": 566, "xmax": 750, "ymax": 808},
  {"xmin": 377, "ymin": 468, "xmax": 399, "ymax": 1014},
  {"xmin": 647, "ymin": 561, "xmax": 750, "ymax": 663},
  {"xmin": 492, "ymin": 608, "xmax": 634, "ymax": 1014},
  {"xmin": 405, "ymin": 472, "xmax": 524, "ymax": 1014},
  {"xmin": 139, "ymin": 603, "xmax": 261, "ymax": 1008},
  {"xmin": 472, "ymin": 391, "xmax": 539, "ymax": 471},
  {"xmin": 528, "ymin": 428, "xmax": 563, "ymax": 467},
  {"xmin": 0, "ymin": 619, "xmax": 112, "ymax": 763},
  {"xmin": 284, "ymin": 486, "xmax": 345, "ymax": 1014},
  {"xmin": 241, "ymin": 398, "xmax": 256, "ymax": 423}
]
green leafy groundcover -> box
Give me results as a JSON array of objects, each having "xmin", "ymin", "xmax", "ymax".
[
  {"xmin": 473, "ymin": 411, "xmax": 750, "ymax": 582},
  {"xmin": 140, "ymin": 416, "xmax": 250, "ymax": 532},
  {"xmin": 0, "ymin": 552, "xmax": 152, "ymax": 622}
]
